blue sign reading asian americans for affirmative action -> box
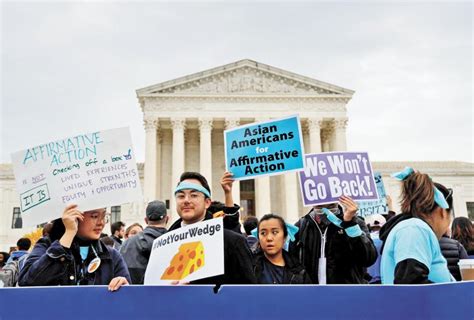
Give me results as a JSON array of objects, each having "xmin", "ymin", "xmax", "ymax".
[{"xmin": 224, "ymin": 115, "xmax": 305, "ymax": 180}]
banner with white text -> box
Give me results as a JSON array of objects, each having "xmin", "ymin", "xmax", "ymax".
[
  {"xmin": 11, "ymin": 127, "xmax": 143, "ymax": 226},
  {"xmin": 224, "ymin": 115, "xmax": 305, "ymax": 180},
  {"xmin": 144, "ymin": 218, "xmax": 224, "ymax": 284},
  {"xmin": 299, "ymin": 152, "xmax": 378, "ymax": 206}
]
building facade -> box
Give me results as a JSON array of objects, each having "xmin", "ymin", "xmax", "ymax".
[{"xmin": 1, "ymin": 59, "xmax": 473, "ymax": 250}]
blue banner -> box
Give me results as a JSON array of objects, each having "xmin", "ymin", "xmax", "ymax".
[
  {"xmin": 224, "ymin": 115, "xmax": 304, "ymax": 180},
  {"xmin": 1, "ymin": 282, "xmax": 473, "ymax": 319}
]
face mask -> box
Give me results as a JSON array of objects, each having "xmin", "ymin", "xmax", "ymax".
[{"xmin": 313, "ymin": 206, "xmax": 339, "ymax": 215}]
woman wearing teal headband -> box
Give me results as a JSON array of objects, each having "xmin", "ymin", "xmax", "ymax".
[{"xmin": 380, "ymin": 168, "xmax": 454, "ymax": 284}]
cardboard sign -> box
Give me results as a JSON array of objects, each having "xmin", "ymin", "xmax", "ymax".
[
  {"xmin": 299, "ymin": 152, "xmax": 378, "ymax": 206},
  {"xmin": 144, "ymin": 218, "xmax": 224, "ymax": 284},
  {"xmin": 357, "ymin": 172, "xmax": 389, "ymax": 217},
  {"xmin": 11, "ymin": 127, "xmax": 143, "ymax": 226},
  {"xmin": 224, "ymin": 115, "xmax": 305, "ymax": 180}
]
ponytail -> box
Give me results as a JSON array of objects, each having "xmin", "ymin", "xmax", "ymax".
[{"xmin": 400, "ymin": 172, "xmax": 452, "ymax": 217}]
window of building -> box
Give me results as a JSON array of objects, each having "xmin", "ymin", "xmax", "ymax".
[
  {"xmin": 111, "ymin": 206, "xmax": 122, "ymax": 223},
  {"xmin": 466, "ymin": 202, "xmax": 474, "ymax": 221},
  {"xmin": 11, "ymin": 207, "xmax": 22, "ymax": 229}
]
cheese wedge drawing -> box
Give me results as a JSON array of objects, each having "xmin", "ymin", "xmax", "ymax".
[{"xmin": 161, "ymin": 241, "xmax": 205, "ymax": 280}]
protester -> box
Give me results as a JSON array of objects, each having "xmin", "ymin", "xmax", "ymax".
[
  {"xmin": 243, "ymin": 216, "xmax": 259, "ymax": 250},
  {"xmin": 0, "ymin": 252, "xmax": 9, "ymax": 270},
  {"xmin": 207, "ymin": 173, "xmax": 244, "ymax": 235},
  {"xmin": 451, "ymin": 217, "xmax": 474, "ymax": 257},
  {"xmin": 19, "ymin": 205, "xmax": 130, "ymax": 291},
  {"xmin": 365, "ymin": 214, "xmax": 386, "ymax": 284},
  {"xmin": 208, "ymin": 201, "xmax": 242, "ymax": 233},
  {"xmin": 167, "ymin": 171, "xmax": 256, "ymax": 285},
  {"xmin": 439, "ymin": 228, "xmax": 468, "ymax": 281},
  {"xmin": 254, "ymin": 214, "xmax": 312, "ymax": 284},
  {"xmin": 120, "ymin": 200, "xmax": 168, "ymax": 284},
  {"xmin": 7, "ymin": 238, "xmax": 31, "ymax": 270},
  {"xmin": 289, "ymin": 196, "xmax": 377, "ymax": 284},
  {"xmin": 380, "ymin": 168, "xmax": 454, "ymax": 284},
  {"xmin": 125, "ymin": 223, "xmax": 144, "ymax": 240},
  {"xmin": 110, "ymin": 221, "xmax": 126, "ymax": 250}
]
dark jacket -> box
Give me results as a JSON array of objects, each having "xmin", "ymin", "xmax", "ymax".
[
  {"xmin": 111, "ymin": 236, "xmax": 122, "ymax": 251},
  {"xmin": 254, "ymin": 250, "xmax": 312, "ymax": 284},
  {"xmin": 120, "ymin": 226, "xmax": 167, "ymax": 284},
  {"xmin": 18, "ymin": 237, "xmax": 130, "ymax": 286},
  {"xmin": 289, "ymin": 210, "xmax": 377, "ymax": 284},
  {"xmin": 439, "ymin": 235, "xmax": 468, "ymax": 281},
  {"xmin": 168, "ymin": 212, "xmax": 257, "ymax": 285}
]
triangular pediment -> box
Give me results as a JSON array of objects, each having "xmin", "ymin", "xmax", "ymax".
[{"xmin": 136, "ymin": 59, "xmax": 354, "ymax": 96}]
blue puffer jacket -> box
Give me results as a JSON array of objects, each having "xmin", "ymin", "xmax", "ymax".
[{"xmin": 18, "ymin": 236, "xmax": 130, "ymax": 286}]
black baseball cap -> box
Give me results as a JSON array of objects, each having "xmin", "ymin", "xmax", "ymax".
[{"xmin": 146, "ymin": 200, "xmax": 167, "ymax": 221}]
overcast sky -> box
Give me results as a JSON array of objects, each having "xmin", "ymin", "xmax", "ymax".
[{"xmin": 1, "ymin": 1, "xmax": 472, "ymax": 164}]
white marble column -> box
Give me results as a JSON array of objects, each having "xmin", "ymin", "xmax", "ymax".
[
  {"xmin": 321, "ymin": 131, "xmax": 331, "ymax": 152},
  {"xmin": 333, "ymin": 118, "xmax": 348, "ymax": 151},
  {"xmin": 199, "ymin": 118, "xmax": 213, "ymax": 191},
  {"xmin": 155, "ymin": 131, "xmax": 163, "ymax": 199},
  {"xmin": 307, "ymin": 118, "xmax": 323, "ymax": 153},
  {"xmin": 144, "ymin": 118, "xmax": 158, "ymax": 202},
  {"xmin": 170, "ymin": 118, "xmax": 186, "ymax": 221},
  {"xmin": 225, "ymin": 118, "xmax": 240, "ymax": 205},
  {"xmin": 452, "ymin": 185, "xmax": 469, "ymax": 218},
  {"xmin": 254, "ymin": 118, "xmax": 272, "ymax": 218}
]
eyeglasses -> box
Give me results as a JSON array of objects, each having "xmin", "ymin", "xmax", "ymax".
[
  {"xmin": 175, "ymin": 192, "xmax": 205, "ymax": 202},
  {"xmin": 86, "ymin": 212, "xmax": 110, "ymax": 224}
]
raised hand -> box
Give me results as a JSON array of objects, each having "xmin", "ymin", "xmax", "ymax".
[{"xmin": 339, "ymin": 196, "xmax": 358, "ymax": 222}]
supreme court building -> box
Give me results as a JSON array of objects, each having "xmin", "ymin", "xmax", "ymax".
[{"xmin": 1, "ymin": 59, "xmax": 473, "ymax": 250}]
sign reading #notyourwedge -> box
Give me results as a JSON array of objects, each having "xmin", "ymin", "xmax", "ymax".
[
  {"xmin": 11, "ymin": 127, "xmax": 143, "ymax": 227},
  {"xmin": 299, "ymin": 152, "xmax": 378, "ymax": 206},
  {"xmin": 144, "ymin": 218, "xmax": 224, "ymax": 285},
  {"xmin": 224, "ymin": 115, "xmax": 305, "ymax": 180}
]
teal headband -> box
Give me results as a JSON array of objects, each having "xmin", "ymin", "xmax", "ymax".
[
  {"xmin": 251, "ymin": 222, "xmax": 299, "ymax": 242},
  {"xmin": 174, "ymin": 182, "xmax": 211, "ymax": 198},
  {"xmin": 391, "ymin": 167, "xmax": 449, "ymax": 209}
]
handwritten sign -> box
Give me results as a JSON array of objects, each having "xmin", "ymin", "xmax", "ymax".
[
  {"xmin": 224, "ymin": 115, "xmax": 305, "ymax": 180},
  {"xmin": 299, "ymin": 152, "xmax": 378, "ymax": 206},
  {"xmin": 357, "ymin": 172, "xmax": 388, "ymax": 217},
  {"xmin": 11, "ymin": 127, "xmax": 143, "ymax": 226},
  {"xmin": 144, "ymin": 218, "xmax": 224, "ymax": 285}
]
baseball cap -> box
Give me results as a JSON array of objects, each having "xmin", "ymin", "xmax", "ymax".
[
  {"xmin": 146, "ymin": 200, "xmax": 167, "ymax": 221},
  {"xmin": 365, "ymin": 214, "xmax": 386, "ymax": 228}
]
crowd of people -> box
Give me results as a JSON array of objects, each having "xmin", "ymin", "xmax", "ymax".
[{"xmin": 1, "ymin": 168, "xmax": 473, "ymax": 291}]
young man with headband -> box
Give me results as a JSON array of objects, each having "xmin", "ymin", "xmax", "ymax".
[{"xmin": 168, "ymin": 171, "xmax": 257, "ymax": 286}]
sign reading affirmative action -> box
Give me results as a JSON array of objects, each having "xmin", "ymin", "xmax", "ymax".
[
  {"xmin": 11, "ymin": 127, "xmax": 143, "ymax": 226},
  {"xmin": 357, "ymin": 172, "xmax": 389, "ymax": 217},
  {"xmin": 224, "ymin": 115, "xmax": 305, "ymax": 180},
  {"xmin": 299, "ymin": 152, "xmax": 378, "ymax": 206},
  {"xmin": 144, "ymin": 218, "xmax": 224, "ymax": 285}
]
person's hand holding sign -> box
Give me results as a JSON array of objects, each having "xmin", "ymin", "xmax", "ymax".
[
  {"xmin": 60, "ymin": 204, "xmax": 84, "ymax": 248},
  {"xmin": 108, "ymin": 276, "xmax": 129, "ymax": 292},
  {"xmin": 221, "ymin": 171, "xmax": 235, "ymax": 207},
  {"xmin": 339, "ymin": 196, "xmax": 358, "ymax": 222}
]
